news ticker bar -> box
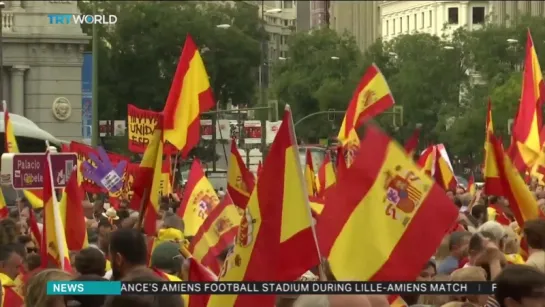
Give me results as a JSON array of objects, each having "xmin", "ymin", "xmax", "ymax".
[{"xmin": 47, "ymin": 281, "xmax": 497, "ymax": 296}]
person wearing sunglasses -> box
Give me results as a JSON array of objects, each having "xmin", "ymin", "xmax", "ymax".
[{"xmin": 17, "ymin": 235, "xmax": 37, "ymax": 255}]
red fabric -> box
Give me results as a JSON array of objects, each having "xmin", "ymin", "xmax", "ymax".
[{"xmin": 458, "ymin": 257, "xmax": 469, "ymax": 269}]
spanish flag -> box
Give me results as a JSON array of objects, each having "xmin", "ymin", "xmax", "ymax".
[
  {"xmin": 188, "ymin": 257, "xmax": 217, "ymax": 307},
  {"xmin": 404, "ymin": 125, "xmax": 421, "ymax": 158},
  {"xmin": 129, "ymin": 118, "xmax": 164, "ymax": 235},
  {"xmin": 152, "ymin": 268, "xmax": 189, "ymax": 307},
  {"xmin": 467, "ymin": 174, "xmax": 476, "ymax": 197},
  {"xmin": 163, "ymin": 34, "xmax": 215, "ymax": 156},
  {"xmin": 304, "ymin": 149, "xmax": 318, "ymax": 197},
  {"xmin": 40, "ymin": 151, "xmax": 72, "ymax": 271},
  {"xmin": 59, "ymin": 168, "xmax": 88, "ymax": 251},
  {"xmin": 337, "ymin": 64, "xmax": 395, "ymax": 146},
  {"xmin": 28, "ymin": 208, "xmax": 41, "ymax": 247},
  {"xmin": 0, "ymin": 189, "xmax": 7, "ymax": 218},
  {"xmin": 417, "ymin": 145, "xmax": 436, "ymax": 176},
  {"xmin": 317, "ymin": 125, "xmax": 458, "ymax": 281},
  {"xmin": 177, "ymin": 159, "xmax": 220, "ymax": 236},
  {"xmin": 160, "ymin": 156, "xmax": 172, "ymax": 197},
  {"xmin": 0, "ymin": 272, "xmax": 24, "ymax": 307},
  {"xmin": 509, "ymin": 30, "xmax": 544, "ymax": 172},
  {"xmin": 316, "ymin": 152, "xmax": 336, "ymax": 197},
  {"xmin": 309, "ymin": 196, "xmax": 325, "ymax": 218},
  {"xmin": 490, "ymin": 134, "xmax": 541, "ymax": 228},
  {"xmin": 189, "ymin": 193, "xmax": 240, "ymax": 274},
  {"xmin": 434, "ymin": 145, "xmax": 457, "ymax": 191},
  {"xmin": 257, "ymin": 161, "xmax": 263, "ymax": 177},
  {"xmin": 3, "ymin": 101, "xmax": 44, "ymax": 209},
  {"xmin": 227, "ymin": 141, "xmax": 255, "ymax": 209},
  {"xmin": 207, "ymin": 107, "xmax": 320, "ymax": 307},
  {"xmin": 484, "ymin": 99, "xmax": 503, "ymax": 196}
]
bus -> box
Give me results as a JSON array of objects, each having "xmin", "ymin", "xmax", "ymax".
[{"xmin": 1, "ymin": 112, "xmax": 66, "ymax": 205}]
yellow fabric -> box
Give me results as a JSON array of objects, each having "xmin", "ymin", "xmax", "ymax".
[
  {"xmin": 161, "ymin": 272, "xmax": 188, "ymax": 307},
  {"xmin": 106, "ymin": 259, "xmax": 112, "ymax": 272},
  {"xmin": 506, "ymin": 253, "xmax": 525, "ymax": 264},
  {"xmin": 227, "ymin": 144, "xmax": 252, "ymax": 199},
  {"xmin": 163, "ymin": 43, "xmax": 211, "ymax": 150},
  {"xmin": 0, "ymin": 272, "xmax": 23, "ymax": 307},
  {"xmin": 328, "ymin": 141, "xmax": 435, "ymax": 281}
]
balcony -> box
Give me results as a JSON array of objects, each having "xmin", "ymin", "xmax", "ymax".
[{"xmin": 2, "ymin": 11, "xmax": 14, "ymax": 33}]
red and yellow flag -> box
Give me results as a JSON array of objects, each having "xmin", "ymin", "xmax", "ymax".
[
  {"xmin": 59, "ymin": 168, "xmax": 88, "ymax": 251},
  {"xmin": 128, "ymin": 118, "xmax": 164, "ymax": 235},
  {"xmin": 317, "ymin": 125, "xmax": 458, "ymax": 281},
  {"xmin": 337, "ymin": 64, "xmax": 395, "ymax": 146},
  {"xmin": 336, "ymin": 146, "xmax": 347, "ymax": 178},
  {"xmin": 434, "ymin": 145, "xmax": 457, "ymax": 191},
  {"xmin": 0, "ymin": 189, "xmax": 7, "ymax": 218},
  {"xmin": 484, "ymin": 99, "xmax": 503, "ymax": 195},
  {"xmin": 0, "ymin": 273, "xmax": 24, "ymax": 307},
  {"xmin": 160, "ymin": 155, "xmax": 172, "ymax": 197},
  {"xmin": 163, "ymin": 34, "xmax": 215, "ymax": 156},
  {"xmin": 227, "ymin": 141, "xmax": 255, "ymax": 209},
  {"xmin": 3, "ymin": 102, "xmax": 44, "ymax": 209},
  {"xmin": 309, "ymin": 196, "xmax": 325, "ymax": 219},
  {"xmin": 189, "ymin": 193, "xmax": 240, "ymax": 274},
  {"xmin": 509, "ymin": 30, "xmax": 544, "ymax": 171},
  {"xmin": 467, "ymin": 174, "xmax": 476, "ymax": 197},
  {"xmin": 417, "ymin": 145, "xmax": 436, "ymax": 176},
  {"xmin": 207, "ymin": 107, "xmax": 319, "ymax": 307},
  {"xmin": 257, "ymin": 161, "xmax": 263, "ymax": 177},
  {"xmin": 188, "ymin": 257, "xmax": 217, "ymax": 307},
  {"xmin": 28, "ymin": 208, "xmax": 41, "ymax": 248},
  {"xmin": 152, "ymin": 268, "xmax": 189, "ymax": 307},
  {"xmin": 316, "ymin": 152, "xmax": 336, "ymax": 197},
  {"xmin": 177, "ymin": 159, "xmax": 220, "ymax": 236},
  {"xmin": 304, "ymin": 149, "xmax": 318, "ymax": 197},
  {"xmin": 404, "ymin": 126, "xmax": 421, "ymax": 158},
  {"xmin": 40, "ymin": 152, "xmax": 72, "ymax": 271},
  {"xmin": 490, "ymin": 134, "xmax": 541, "ymax": 227}
]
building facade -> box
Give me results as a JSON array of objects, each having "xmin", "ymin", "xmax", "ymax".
[
  {"xmin": 380, "ymin": 1, "xmax": 489, "ymax": 41},
  {"xmin": 329, "ymin": 1, "xmax": 381, "ymax": 51},
  {"xmin": 489, "ymin": 1, "xmax": 545, "ymax": 26},
  {"xmin": 3, "ymin": 1, "xmax": 89, "ymax": 141}
]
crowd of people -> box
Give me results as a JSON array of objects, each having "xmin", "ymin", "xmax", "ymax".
[{"xmin": 2, "ymin": 182, "xmax": 545, "ymax": 307}]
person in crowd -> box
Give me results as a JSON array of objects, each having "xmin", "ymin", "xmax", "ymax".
[
  {"xmin": 74, "ymin": 247, "xmax": 107, "ymax": 277},
  {"xmin": 17, "ymin": 235, "xmax": 37, "ymax": 256},
  {"xmin": 93, "ymin": 200, "xmax": 106, "ymax": 222},
  {"xmin": 471, "ymin": 204, "xmax": 488, "ymax": 226},
  {"xmin": 522, "ymin": 219, "xmax": 545, "ymax": 273},
  {"xmin": 150, "ymin": 242, "xmax": 184, "ymax": 280},
  {"xmin": 0, "ymin": 243, "xmax": 25, "ymax": 298},
  {"xmin": 495, "ymin": 264, "xmax": 545, "ymax": 307},
  {"xmin": 98, "ymin": 218, "xmax": 114, "ymax": 256},
  {"xmin": 417, "ymin": 275, "xmax": 451, "ymax": 306},
  {"xmin": 66, "ymin": 274, "xmax": 108, "ymax": 307},
  {"xmin": 437, "ymin": 231, "xmax": 471, "ymax": 274},
  {"xmin": 0, "ymin": 218, "xmax": 19, "ymax": 245},
  {"xmin": 502, "ymin": 226, "xmax": 524, "ymax": 265},
  {"xmin": 24, "ymin": 268, "xmax": 72, "ymax": 307},
  {"xmin": 478, "ymin": 221, "xmax": 507, "ymax": 250},
  {"xmin": 109, "ymin": 228, "xmax": 148, "ymax": 280},
  {"xmin": 103, "ymin": 267, "xmax": 184, "ymax": 307},
  {"xmin": 465, "ymin": 232, "xmax": 505, "ymax": 280},
  {"xmin": 450, "ymin": 266, "xmax": 489, "ymax": 306},
  {"xmin": 446, "ymin": 190, "xmax": 455, "ymax": 201},
  {"xmin": 25, "ymin": 254, "xmax": 41, "ymax": 272},
  {"xmin": 293, "ymin": 294, "xmax": 389, "ymax": 307},
  {"xmin": 402, "ymin": 260, "xmax": 438, "ymax": 305}
]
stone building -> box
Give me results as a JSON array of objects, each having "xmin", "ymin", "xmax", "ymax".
[{"xmin": 3, "ymin": 0, "xmax": 89, "ymax": 141}]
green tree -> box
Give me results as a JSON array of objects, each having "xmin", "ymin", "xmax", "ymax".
[
  {"xmin": 78, "ymin": 1, "xmax": 265, "ymax": 120},
  {"xmin": 272, "ymin": 28, "xmax": 361, "ymax": 141}
]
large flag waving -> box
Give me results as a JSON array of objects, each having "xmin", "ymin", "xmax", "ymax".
[
  {"xmin": 177, "ymin": 159, "xmax": 220, "ymax": 236},
  {"xmin": 129, "ymin": 118, "xmax": 164, "ymax": 235},
  {"xmin": 227, "ymin": 141, "xmax": 255, "ymax": 209},
  {"xmin": 404, "ymin": 125, "xmax": 421, "ymax": 158},
  {"xmin": 59, "ymin": 168, "xmax": 88, "ymax": 251},
  {"xmin": 163, "ymin": 34, "xmax": 215, "ymax": 156},
  {"xmin": 509, "ymin": 30, "xmax": 544, "ymax": 171},
  {"xmin": 40, "ymin": 151, "xmax": 72, "ymax": 271},
  {"xmin": 3, "ymin": 102, "xmax": 44, "ymax": 209},
  {"xmin": 317, "ymin": 125, "xmax": 458, "ymax": 281},
  {"xmin": 189, "ymin": 193, "xmax": 240, "ymax": 274},
  {"xmin": 337, "ymin": 64, "xmax": 395, "ymax": 146},
  {"xmin": 316, "ymin": 152, "xmax": 336, "ymax": 197},
  {"xmin": 207, "ymin": 107, "xmax": 319, "ymax": 307},
  {"xmin": 484, "ymin": 99, "xmax": 503, "ymax": 195}
]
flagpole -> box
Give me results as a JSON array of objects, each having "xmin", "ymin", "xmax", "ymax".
[{"xmin": 91, "ymin": 3, "xmax": 99, "ymax": 147}]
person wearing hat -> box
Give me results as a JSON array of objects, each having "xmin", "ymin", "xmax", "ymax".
[{"xmin": 150, "ymin": 242, "xmax": 189, "ymax": 306}]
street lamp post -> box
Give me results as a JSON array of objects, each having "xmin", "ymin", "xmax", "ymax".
[
  {"xmin": 0, "ymin": 2, "xmax": 5, "ymax": 103},
  {"xmin": 91, "ymin": 3, "xmax": 99, "ymax": 147}
]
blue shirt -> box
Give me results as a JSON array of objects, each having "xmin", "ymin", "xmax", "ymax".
[{"xmin": 437, "ymin": 255, "xmax": 459, "ymax": 275}]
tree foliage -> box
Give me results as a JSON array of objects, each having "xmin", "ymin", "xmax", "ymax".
[{"xmin": 78, "ymin": 1, "xmax": 265, "ymax": 120}]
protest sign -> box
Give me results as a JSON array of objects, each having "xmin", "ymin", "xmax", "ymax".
[{"xmin": 127, "ymin": 104, "xmax": 176, "ymax": 154}]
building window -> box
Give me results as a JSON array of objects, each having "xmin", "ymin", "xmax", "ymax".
[
  {"xmin": 400, "ymin": 17, "xmax": 402, "ymax": 33},
  {"xmin": 393, "ymin": 18, "xmax": 396, "ymax": 33},
  {"xmin": 283, "ymin": 1, "xmax": 292, "ymax": 9},
  {"xmin": 421, "ymin": 12, "xmax": 424, "ymax": 28},
  {"xmin": 406, "ymin": 15, "xmax": 409, "ymax": 31},
  {"xmin": 472, "ymin": 7, "xmax": 485, "ymax": 24},
  {"xmin": 429, "ymin": 10, "xmax": 432, "ymax": 27},
  {"xmin": 414, "ymin": 13, "xmax": 417, "ymax": 29},
  {"xmin": 283, "ymin": 20, "xmax": 288, "ymax": 26},
  {"xmin": 448, "ymin": 7, "xmax": 459, "ymax": 24},
  {"xmin": 386, "ymin": 20, "xmax": 389, "ymax": 35}
]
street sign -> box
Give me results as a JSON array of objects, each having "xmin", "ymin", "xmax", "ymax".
[{"xmin": 1, "ymin": 153, "xmax": 77, "ymax": 190}]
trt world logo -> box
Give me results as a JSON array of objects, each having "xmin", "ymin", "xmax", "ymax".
[{"xmin": 48, "ymin": 14, "xmax": 118, "ymax": 25}]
